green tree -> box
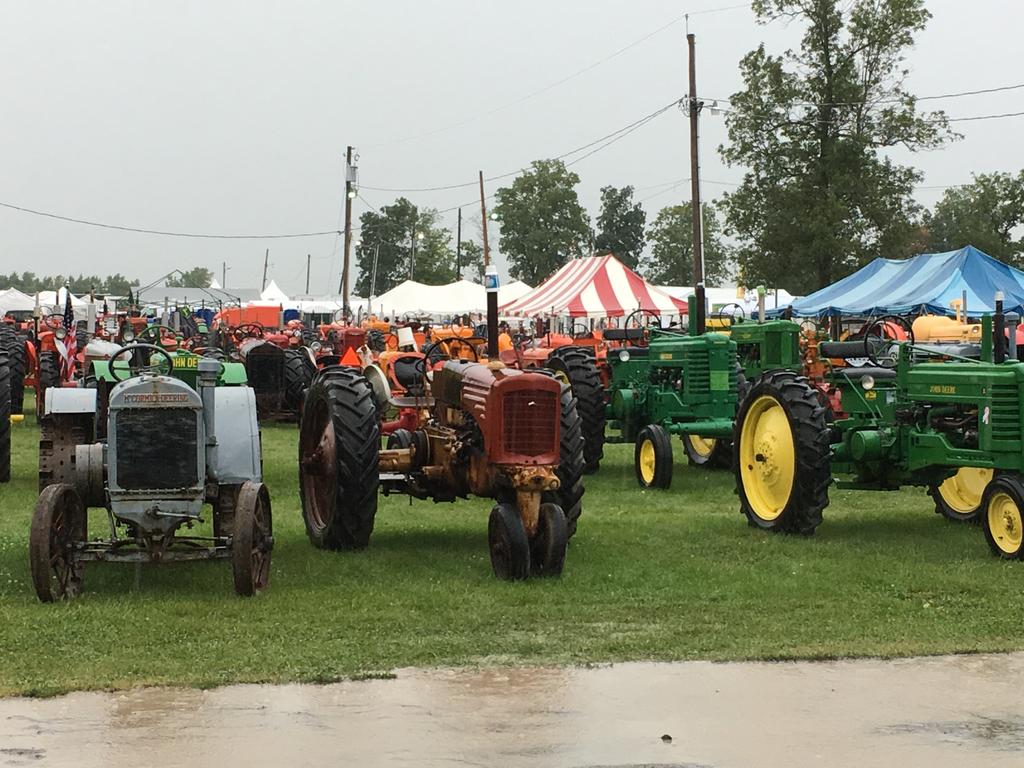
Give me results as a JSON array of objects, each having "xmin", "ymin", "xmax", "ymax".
[
  {"xmin": 493, "ymin": 159, "xmax": 592, "ymax": 285},
  {"xmin": 456, "ymin": 239, "xmax": 485, "ymax": 283},
  {"xmin": 594, "ymin": 185, "xmax": 646, "ymax": 268},
  {"xmin": 924, "ymin": 171, "xmax": 1024, "ymax": 264},
  {"xmin": 167, "ymin": 267, "xmax": 214, "ymax": 288},
  {"xmin": 719, "ymin": 0, "xmax": 956, "ymax": 294},
  {"xmin": 640, "ymin": 203, "xmax": 732, "ymax": 286},
  {"xmin": 355, "ymin": 198, "xmax": 458, "ymax": 295}
]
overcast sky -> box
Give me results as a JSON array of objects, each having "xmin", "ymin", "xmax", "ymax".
[{"xmin": 1, "ymin": 0, "xmax": 1020, "ymax": 295}]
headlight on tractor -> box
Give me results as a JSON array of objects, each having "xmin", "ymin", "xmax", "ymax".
[
  {"xmin": 861, "ymin": 375, "xmax": 875, "ymax": 391},
  {"xmin": 311, "ymin": 341, "xmax": 322, "ymax": 352},
  {"xmin": 618, "ymin": 349, "xmax": 630, "ymax": 363},
  {"xmin": 123, "ymin": 331, "xmax": 135, "ymax": 342},
  {"xmin": 55, "ymin": 327, "xmax": 67, "ymax": 339}
]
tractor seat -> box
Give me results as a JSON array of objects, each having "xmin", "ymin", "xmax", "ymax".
[
  {"xmin": 830, "ymin": 366, "xmax": 897, "ymax": 381},
  {"xmin": 393, "ymin": 357, "xmax": 427, "ymax": 396}
]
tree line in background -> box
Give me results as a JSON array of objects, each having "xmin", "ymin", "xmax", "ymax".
[
  {"xmin": 0, "ymin": 272, "xmax": 140, "ymax": 295},
  {"xmin": 358, "ymin": 0, "xmax": 1024, "ymax": 298}
]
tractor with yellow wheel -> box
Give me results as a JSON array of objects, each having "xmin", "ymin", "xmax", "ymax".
[{"xmin": 733, "ymin": 307, "xmax": 1024, "ymax": 559}]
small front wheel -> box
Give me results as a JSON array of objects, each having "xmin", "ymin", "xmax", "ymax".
[
  {"xmin": 635, "ymin": 424, "xmax": 672, "ymax": 489},
  {"xmin": 488, "ymin": 502, "xmax": 531, "ymax": 581},
  {"xmin": 982, "ymin": 475, "xmax": 1024, "ymax": 559},
  {"xmin": 29, "ymin": 484, "xmax": 86, "ymax": 602},
  {"xmin": 530, "ymin": 503, "xmax": 568, "ymax": 578},
  {"xmin": 232, "ymin": 481, "xmax": 273, "ymax": 596}
]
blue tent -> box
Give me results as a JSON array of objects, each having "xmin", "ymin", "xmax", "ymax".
[{"xmin": 769, "ymin": 246, "xmax": 1024, "ymax": 318}]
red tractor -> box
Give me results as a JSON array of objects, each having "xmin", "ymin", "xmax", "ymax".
[
  {"xmin": 24, "ymin": 314, "xmax": 78, "ymax": 416},
  {"xmin": 299, "ymin": 358, "xmax": 585, "ymax": 580}
]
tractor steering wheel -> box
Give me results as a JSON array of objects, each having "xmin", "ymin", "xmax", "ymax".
[
  {"xmin": 571, "ymin": 322, "xmax": 592, "ymax": 339},
  {"xmin": 42, "ymin": 313, "xmax": 64, "ymax": 330},
  {"xmin": 714, "ymin": 303, "xmax": 746, "ymax": 328},
  {"xmin": 233, "ymin": 323, "xmax": 265, "ymax": 341},
  {"xmin": 137, "ymin": 324, "xmax": 178, "ymax": 345},
  {"xmin": 862, "ymin": 315, "xmax": 915, "ymax": 368},
  {"xmin": 107, "ymin": 343, "xmax": 175, "ymax": 382}
]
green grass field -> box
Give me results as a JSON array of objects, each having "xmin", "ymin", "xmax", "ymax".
[{"xmin": 1, "ymin": 401, "xmax": 1022, "ymax": 697}]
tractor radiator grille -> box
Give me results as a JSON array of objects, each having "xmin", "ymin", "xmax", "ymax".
[
  {"xmin": 989, "ymin": 383, "xmax": 1019, "ymax": 441},
  {"xmin": 115, "ymin": 408, "xmax": 199, "ymax": 490},
  {"xmin": 682, "ymin": 348, "xmax": 710, "ymax": 393},
  {"xmin": 501, "ymin": 389, "xmax": 559, "ymax": 458}
]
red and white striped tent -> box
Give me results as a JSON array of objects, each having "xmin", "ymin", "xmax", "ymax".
[{"xmin": 499, "ymin": 254, "xmax": 689, "ymax": 318}]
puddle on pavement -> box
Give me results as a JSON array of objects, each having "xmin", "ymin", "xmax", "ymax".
[{"xmin": 2, "ymin": 653, "xmax": 1024, "ymax": 767}]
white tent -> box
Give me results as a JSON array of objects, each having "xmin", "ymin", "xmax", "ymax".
[
  {"xmin": 370, "ymin": 279, "xmax": 534, "ymax": 318},
  {"xmin": 35, "ymin": 289, "xmax": 90, "ymax": 320},
  {"xmin": 0, "ymin": 288, "xmax": 36, "ymax": 313},
  {"xmin": 260, "ymin": 280, "xmax": 290, "ymax": 303},
  {"xmin": 657, "ymin": 285, "xmax": 798, "ymax": 317}
]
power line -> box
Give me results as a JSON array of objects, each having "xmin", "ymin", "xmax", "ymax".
[
  {"xmin": 362, "ymin": 98, "xmax": 682, "ymax": 193},
  {"xmin": 0, "ymin": 200, "xmax": 342, "ymax": 239},
  {"xmin": 700, "ymin": 82, "xmax": 1024, "ymax": 110},
  {"xmin": 364, "ymin": 3, "xmax": 749, "ymax": 150}
]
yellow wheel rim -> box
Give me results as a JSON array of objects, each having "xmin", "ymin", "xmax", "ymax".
[
  {"xmin": 739, "ymin": 395, "xmax": 795, "ymax": 521},
  {"xmin": 687, "ymin": 435, "xmax": 716, "ymax": 458},
  {"xmin": 988, "ymin": 491, "xmax": 1023, "ymax": 555},
  {"xmin": 639, "ymin": 439, "xmax": 656, "ymax": 485},
  {"xmin": 552, "ymin": 370, "xmax": 570, "ymax": 387},
  {"xmin": 938, "ymin": 467, "xmax": 993, "ymax": 514}
]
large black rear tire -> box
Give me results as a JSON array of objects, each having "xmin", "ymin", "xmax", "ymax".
[
  {"xmin": 0, "ymin": 324, "xmax": 25, "ymax": 415},
  {"xmin": 37, "ymin": 350, "xmax": 61, "ymax": 416},
  {"xmin": 544, "ymin": 382, "xmax": 585, "ymax": 539},
  {"xmin": 298, "ymin": 366, "xmax": 379, "ymax": 549},
  {"xmin": 0, "ymin": 341, "xmax": 9, "ymax": 483},
  {"xmin": 547, "ymin": 346, "xmax": 605, "ymax": 474},
  {"xmin": 733, "ymin": 371, "xmax": 831, "ymax": 535},
  {"xmin": 283, "ymin": 348, "xmax": 316, "ymax": 411}
]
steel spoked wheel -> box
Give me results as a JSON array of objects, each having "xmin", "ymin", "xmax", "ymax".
[
  {"xmin": 530, "ymin": 503, "xmax": 568, "ymax": 578},
  {"xmin": 29, "ymin": 484, "xmax": 86, "ymax": 602},
  {"xmin": 734, "ymin": 371, "xmax": 830, "ymax": 535},
  {"xmin": 488, "ymin": 502, "xmax": 531, "ymax": 581},
  {"xmin": 232, "ymin": 481, "xmax": 273, "ymax": 596},
  {"xmin": 298, "ymin": 367, "xmax": 380, "ymax": 550},
  {"xmin": 635, "ymin": 424, "xmax": 672, "ymax": 489},
  {"xmin": 982, "ymin": 475, "xmax": 1024, "ymax": 559},
  {"xmin": 929, "ymin": 467, "xmax": 992, "ymax": 524}
]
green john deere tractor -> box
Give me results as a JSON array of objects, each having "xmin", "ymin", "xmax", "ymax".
[
  {"xmin": 605, "ymin": 288, "xmax": 806, "ymax": 485},
  {"xmin": 733, "ymin": 304, "xmax": 1024, "ymax": 559},
  {"xmin": 606, "ymin": 293, "xmax": 739, "ymax": 488}
]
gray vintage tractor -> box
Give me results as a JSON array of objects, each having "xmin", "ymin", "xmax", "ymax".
[{"xmin": 29, "ymin": 344, "xmax": 272, "ymax": 601}]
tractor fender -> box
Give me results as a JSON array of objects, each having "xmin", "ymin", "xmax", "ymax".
[
  {"xmin": 208, "ymin": 387, "xmax": 262, "ymax": 484},
  {"xmin": 44, "ymin": 387, "xmax": 96, "ymax": 417}
]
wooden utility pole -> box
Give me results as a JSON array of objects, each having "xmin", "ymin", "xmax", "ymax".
[
  {"xmin": 261, "ymin": 248, "xmax": 269, "ymax": 291},
  {"xmin": 478, "ymin": 171, "xmax": 490, "ymax": 267},
  {"xmin": 456, "ymin": 207, "xmax": 462, "ymax": 280},
  {"xmin": 340, "ymin": 145, "xmax": 355, "ymax": 313},
  {"xmin": 305, "ymin": 253, "xmax": 311, "ymax": 295},
  {"xmin": 221, "ymin": 261, "xmax": 226, "ymax": 289},
  {"xmin": 687, "ymin": 33, "xmax": 704, "ymax": 286}
]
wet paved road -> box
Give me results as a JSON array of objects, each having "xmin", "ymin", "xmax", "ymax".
[{"xmin": 2, "ymin": 653, "xmax": 1023, "ymax": 767}]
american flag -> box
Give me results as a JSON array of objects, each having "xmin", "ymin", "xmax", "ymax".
[{"xmin": 62, "ymin": 288, "xmax": 77, "ymax": 360}]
